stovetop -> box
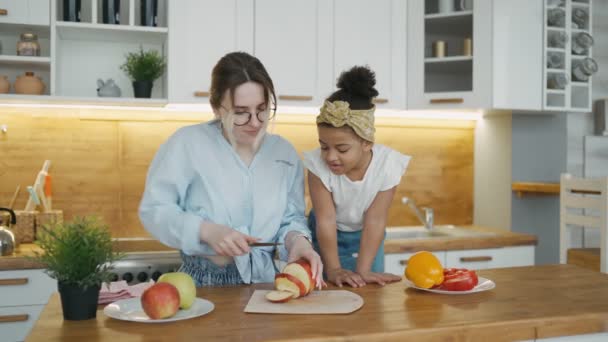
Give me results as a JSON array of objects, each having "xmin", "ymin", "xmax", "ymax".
[{"xmin": 109, "ymin": 251, "xmax": 182, "ymax": 284}]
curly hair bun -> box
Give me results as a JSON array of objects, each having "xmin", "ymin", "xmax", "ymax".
[{"xmin": 336, "ymin": 65, "xmax": 379, "ymax": 100}]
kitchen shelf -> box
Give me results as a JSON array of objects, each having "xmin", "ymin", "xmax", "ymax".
[
  {"xmin": 542, "ymin": 0, "xmax": 593, "ymax": 112},
  {"xmin": 512, "ymin": 181, "xmax": 600, "ymax": 197},
  {"xmin": 425, "ymin": 56, "xmax": 473, "ymax": 63},
  {"xmin": 0, "ymin": 55, "xmax": 51, "ymax": 67},
  {"xmin": 546, "ymin": 89, "xmax": 566, "ymax": 94},
  {"xmin": 425, "ymin": 11, "xmax": 473, "ymax": 20},
  {"xmin": 55, "ymin": 21, "xmax": 168, "ymax": 44}
]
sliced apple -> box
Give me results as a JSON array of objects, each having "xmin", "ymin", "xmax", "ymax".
[
  {"xmin": 274, "ymin": 273, "xmax": 306, "ymax": 298},
  {"xmin": 265, "ymin": 290, "xmax": 294, "ymax": 303},
  {"xmin": 283, "ymin": 259, "xmax": 314, "ymax": 294}
]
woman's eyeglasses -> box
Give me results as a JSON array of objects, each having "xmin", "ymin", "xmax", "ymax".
[{"xmin": 221, "ymin": 105, "xmax": 276, "ymax": 126}]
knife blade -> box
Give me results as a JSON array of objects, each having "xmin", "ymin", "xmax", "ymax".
[{"xmin": 249, "ymin": 242, "xmax": 283, "ymax": 247}]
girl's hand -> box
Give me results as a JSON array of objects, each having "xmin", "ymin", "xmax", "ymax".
[
  {"xmin": 356, "ymin": 271, "xmax": 402, "ymax": 286},
  {"xmin": 200, "ymin": 223, "xmax": 259, "ymax": 256},
  {"xmin": 287, "ymin": 234, "xmax": 326, "ymax": 289},
  {"xmin": 326, "ymin": 268, "xmax": 366, "ymax": 288}
]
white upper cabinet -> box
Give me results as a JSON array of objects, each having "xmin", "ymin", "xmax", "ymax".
[
  {"xmin": 333, "ymin": 0, "xmax": 407, "ymax": 109},
  {"xmin": 254, "ymin": 0, "xmax": 331, "ymax": 108},
  {"xmin": 407, "ymin": 0, "xmax": 545, "ymax": 111},
  {"xmin": 0, "ymin": 0, "xmax": 49, "ymax": 26},
  {"xmin": 168, "ymin": 0, "xmax": 253, "ymax": 103}
]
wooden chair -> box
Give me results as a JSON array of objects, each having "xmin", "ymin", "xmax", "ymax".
[{"xmin": 560, "ymin": 174, "xmax": 608, "ymax": 273}]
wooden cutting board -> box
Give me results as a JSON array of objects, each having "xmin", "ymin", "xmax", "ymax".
[{"xmin": 244, "ymin": 290, "xmax": 364, "ymax": 315}]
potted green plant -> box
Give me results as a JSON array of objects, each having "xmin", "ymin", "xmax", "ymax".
[
  {"xmin": 120, "ymin": 47, "xmax": 166, "ymax": 98},
  {"xmin": 31, "ymin": 216, "xmax": 123, "ymax": 320}
]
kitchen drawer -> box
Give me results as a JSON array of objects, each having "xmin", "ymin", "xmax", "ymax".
[
  {"xmin": 0, "ymin": 270, "xmax": 55, "ymax": 307},
  {"xmin": 445, "ymin": 246, "xmax": 534, "ymax": 270},
  {"xmin": 385, "ymin": 251, "xmax": 446, "ymax": 275},
  {"xmin": 0, "ymin": 304, "xmax": 44, "ymax": 342},
  {"xmin": 0, "ymin": 0, "xmax": 28, "ymax": 24}
]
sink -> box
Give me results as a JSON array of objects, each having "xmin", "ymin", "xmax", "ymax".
[{"xmin": 385, "ymin": 225, "xmax": 496, "ymax": 240}]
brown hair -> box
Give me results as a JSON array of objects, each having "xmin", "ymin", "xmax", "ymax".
[{"xmin": 209, "ymin": 52, "xmax": 277, "ymax": 113}]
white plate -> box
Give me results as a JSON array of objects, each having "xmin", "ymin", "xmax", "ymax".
[
  {"xmin": 404, "ymin": 276, "xmax": 495, "ymax": 295},
  {"xmin": 103, "ymin": 297, "xmax": 214, "ymax": 323}
]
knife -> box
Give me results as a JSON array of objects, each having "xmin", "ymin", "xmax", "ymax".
[{"xmin": 250, "ymin": 242, "xmax": 283, "ymax": 247}]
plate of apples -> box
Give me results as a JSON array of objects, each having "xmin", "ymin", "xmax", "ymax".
[{"xmin": 104, "ymin": 272, "xmax": 214, "ymax": 323}]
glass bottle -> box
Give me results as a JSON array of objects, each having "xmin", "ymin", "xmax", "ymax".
[
  {"xmin": 102, "ymin": 0, "xmax": 120, "ymax": 25},
  {"xmin": 63, "ymin": 0, "xmax": 81, "ymax": 22},
  {"xmin": 547, "ymin": 73, "xmax": 569, "ymax": 89},
  {"xmin": 571, "ymin": 8, "xmax": 589, "ymax": 29},
  {"xmin": 572, "ymin": 58, "xmax": 598, "ymax": 82},
  {"xmin": 17, "ymin": 33, "xmax": 40, "ymax": 57},
  {"xmin": 547, "ymin": 8, "xmax": 566, "ymax": 27},
  {"xmin": 547, "ymin": 52, "xmax": 565, "ymax": 69},
  {"xmin": 140, "ymin": 0, "xmax": 158, "ymax": 27},
  {"xmin": 548, "ymin": 31, "xmax": 568, "ymax": 49},
  {"xmin": 572, "ymin": 32, "xmax": 594, "ymax": 55}
]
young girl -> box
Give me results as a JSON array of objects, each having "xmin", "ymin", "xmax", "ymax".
[{"xmin": 304, "ymin": 66, "xmax": 410, "ymax": 288}]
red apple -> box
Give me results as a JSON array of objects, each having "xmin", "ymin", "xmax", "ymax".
[
  {"xmin": 274, "ymin": 273, "xmax": 307, "ymax": 298},
  {"xmin": 265, "ymin": 290, "xmax": 294, "ymax": 303},
  {"xmin": 283, "ymin": 259, "xmax": 314, "ymax": 294},
  {"xmin": 141, "ymin": 282, "xmax": 180, "ymax": 319}
]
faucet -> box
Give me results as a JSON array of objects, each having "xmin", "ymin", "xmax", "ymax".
[{"xmin": 402, "ymin": 197, "xmax": 434, "ymax": 230}]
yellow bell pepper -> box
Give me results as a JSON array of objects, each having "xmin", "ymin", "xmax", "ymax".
[{"xmin": 405, "ymin": 251, "xmax": 444, "ymax": 289}]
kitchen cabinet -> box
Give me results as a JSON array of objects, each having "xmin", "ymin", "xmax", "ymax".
[
  {"xmin": 168, "ymin": 0, "xmax": 406, "ymax": 109},
  {"xmin": 168, "ymin": 0, "xmax": 253, "ymax": 103},
  {"xmin": 0, "ymin": 0, "xmax": 51, "ymax": 98},
  {"xmin": 445, "ymin": 245, "xmax": 535, "ymax": 270},
  {"xmin": 542, "ymin": 0, "xmax": 594, "ymax": 112},
  {"xmin": 384, "ymin": 246, "xmax": 534, "ymax": 275},
  {"xmin": 385, "ymin": 251, "xmax": 445, "ymax": 275},
  {"xmin": 0, "ymin": 0, "xmax": 49, "ymax": 26},
  {"xmin": 53, "ymin": 0, "xmax": 169, "ymax": 100},
  {"xmin": 407, "ymin": 0, "xmax": 546, "ymax": 111},
  {"xmin": 332, "ymin": 0, "xmax": 407, "ymax": 109},
  {"xmin": 253, "ymin": 0, "xmax": 332, "ymax": 108},
  {"xmin": 0, "ymin": 269, "xmax": 55, "ymax": 342}
]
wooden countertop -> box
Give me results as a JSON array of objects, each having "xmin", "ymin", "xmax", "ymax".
[
  {"xmin": 2, "ymin": 228, "xmax": 536, "ymax": 270},
  {"xmin": 26, "ymin": 265, "xmax": 608, "ymax": 342},
  {"xmin": 384, "ymin": 225, "xmax": 537, "ymax": 254},
  {"xmin": 0, "ymin": 239, "xmax": 175, "ymax": 271}
]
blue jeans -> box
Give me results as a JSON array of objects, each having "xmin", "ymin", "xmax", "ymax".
[{"xmin": 308, "ymin": 211, "xmax": 385, "ymax": 273}]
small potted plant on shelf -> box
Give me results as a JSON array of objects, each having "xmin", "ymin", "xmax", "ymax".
[
  {"xmin": 31, "ymin": 216, "xmax": 123, "ymax": 321},
  {"xmin": 120, "ymin": 46, "xmax": 166, "ymax": 98}
]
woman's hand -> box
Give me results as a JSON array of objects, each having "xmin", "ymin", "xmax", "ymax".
[
  {"xmin": 200, "ymin": 222, "xmax": 259, "ymax": 256},
  {"xmin": 356, "ymin": 271, "xmax": 402, "ymax": 286},
  {"xmin": 326, "ymin": 268, "xmax": 366, "ymax": 288},
  {"xmin": 287, "ymin": 233, "xmax": 326, "ymax": 290}
]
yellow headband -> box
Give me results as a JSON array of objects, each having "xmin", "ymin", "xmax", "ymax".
[{"xmin": 316, "ymin": 101, "xmax": 376, "ymax": 142}]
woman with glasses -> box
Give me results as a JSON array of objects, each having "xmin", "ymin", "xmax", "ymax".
[{"xmin": 139, "ymin": 52, "xmax": 324, "ymax": 288}]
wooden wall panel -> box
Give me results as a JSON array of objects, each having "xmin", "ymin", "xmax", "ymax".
[{"xmin": 0, "ymin": 108, "xmax": 473, "ymax": 237}]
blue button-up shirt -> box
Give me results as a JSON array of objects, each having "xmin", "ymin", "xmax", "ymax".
[{"xmin": 139, "ymin": 119, "xmax": 310, "ymax": 283}]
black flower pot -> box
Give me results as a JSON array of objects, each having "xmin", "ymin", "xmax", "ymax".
[
  {"xmin": 132, "ymin": 80, "xmax": 153, "ymax": 98},
  {"xmin": 57, "ymin": 282, "xmax": 100, "ymax": 321}
]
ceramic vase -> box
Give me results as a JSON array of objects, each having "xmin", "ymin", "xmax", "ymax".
[
  {"xmin": 0, "ymin": 75, "xmax": 9, "ymax": 94},
  {"xmin": 14, "ymin": 72, "xmax": 46, "ymax": 95}
]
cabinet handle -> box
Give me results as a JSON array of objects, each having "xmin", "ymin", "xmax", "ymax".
[
  {"xmin": 430, "ymin": 98, "xmax": 464, "ymax": 104},
  {"xmin": 278, "ymin": 95, "xmax": 313, "ymax": 101},
  {"xmin": 373, "ymin": 98, "xmax": 388, "ymax": 104},
  {"xmin": 0, "ymin": 278, "xmax": 29, "ymax": 286},
  {"xmin": 459, "ymin": 256, "xmax": 493, "ymax": 262},
  {"xmin": 0, "ymin": 314, "xmax": 29, "ymax": 323},
  {"xmin": 399, "ymin": 259, "xmax": 409, "ymax": 266},
  {"xmin": 0, "ymin": 9, "xmax": 7, "ymax": 16},
  {"xmin": 193, "ymin": 91, "xmax": 210, "ymax": 97}
]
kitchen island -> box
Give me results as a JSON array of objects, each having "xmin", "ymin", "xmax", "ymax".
[{"xmin": 26, "ymin": 265, "xmax": 608, "ymax": 341}]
